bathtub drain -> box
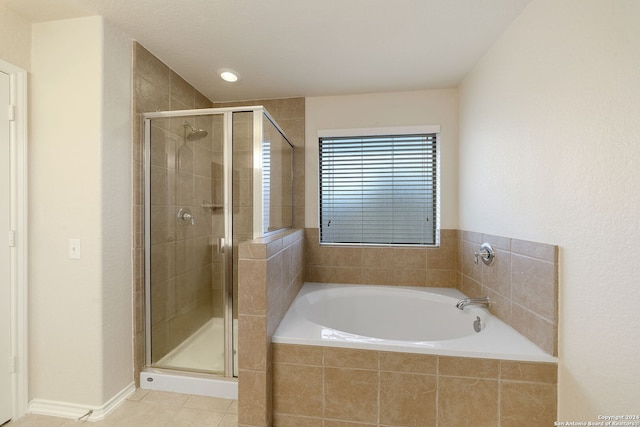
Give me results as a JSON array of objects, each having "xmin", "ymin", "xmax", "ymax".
[{"xmin": 473, "ymin": 316, "xmax": 482, "ymax": 333}]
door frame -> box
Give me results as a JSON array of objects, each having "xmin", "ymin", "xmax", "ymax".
[{"xmin": 0, "ymin": 59, "xmax": 28, "ymax": 420}]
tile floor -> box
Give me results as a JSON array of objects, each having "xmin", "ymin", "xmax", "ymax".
[{"xmin": 5, "ymin": 390, "xmax": 237, "ymax": 427}]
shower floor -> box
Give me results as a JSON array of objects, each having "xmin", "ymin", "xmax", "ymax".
[{"xmin": 157, "ymin": 317, "xmax": 238, "ymax": 374}]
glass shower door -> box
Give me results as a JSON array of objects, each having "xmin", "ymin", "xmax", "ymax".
[{"xmin": 146, "ymin": 114, "xmax": 227, "ymax": 375}]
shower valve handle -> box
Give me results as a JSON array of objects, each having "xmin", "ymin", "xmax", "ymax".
[{"xmin": 177, "ymin": 208, "xmax": 195, "ymax": 225}]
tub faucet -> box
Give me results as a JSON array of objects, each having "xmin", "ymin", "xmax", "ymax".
[{"xmin": 456, "ymin": 297, "xmax": 491, "ymax": 310}]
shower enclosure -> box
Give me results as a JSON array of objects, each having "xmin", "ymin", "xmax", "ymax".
[{"xmin": 142, "ymin": 107, "xmax": 293, "ymax": 396}]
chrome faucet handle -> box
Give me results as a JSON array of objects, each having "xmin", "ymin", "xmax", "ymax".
[
  {"xmin": 474, "ymin": 243, "xmax": 495, "ymax": 265},
  {"xmin": 177, "ymin": 208, "xmax": 195, "ymax": 225}
]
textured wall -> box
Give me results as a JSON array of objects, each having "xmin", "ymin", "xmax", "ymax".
[
  {"xmin": 0, "ymin": 5, "xmax": 31, "ymax": 70},
  {"xmin": 459, "ymin": 0, "xmax": 640, "ymax": 418}
]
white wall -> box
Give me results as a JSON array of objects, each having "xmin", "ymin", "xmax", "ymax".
[
  {"xmin": 459, "ymin": 0, "xmax": 640, "ymax": 418},
  {"xmin": 305, "ymin": 89, "xmax": 458, "ymax": 230},
  {"xmin": 30, "ymin": 16, "xmax": 132, "ymax": 408},
  {"xmin": 101, "ymin": 18, "xmax": 133, "ymax": 403},
  {"xmin": 0, "ymin": 5, "xmax": 31, "ymax": 71}
]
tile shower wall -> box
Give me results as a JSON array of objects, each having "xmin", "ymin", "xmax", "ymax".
[
  {"xmin": 237, "ymin": 229, "xmax": 305, "ymax": 427},
  {"xmin": 148, "ymin": 114, "xmax": 218, "ymax": 362},
  {"xmin": 304, "ymin": 228, "xmax": 558, "ymax": 356},
  {"xmin": 272, "ymin": 344, "xmax": 557, "ymax": 427},
  {"xmin": 132, "ymin": 42, "xmax": 214, "ymax": 381}
]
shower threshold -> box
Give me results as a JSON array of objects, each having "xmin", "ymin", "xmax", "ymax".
[
  {"xmin": 140, "ymin": 368, "xmax": 237, "ymax": 400},
  {"xmin": 141, "ymin": 318, "xmax": 238, "ymax": 399}
]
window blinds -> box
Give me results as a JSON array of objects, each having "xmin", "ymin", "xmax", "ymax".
[{"xmin": 319, "ymin": 133, "xmax": 438, "ymax": 246}]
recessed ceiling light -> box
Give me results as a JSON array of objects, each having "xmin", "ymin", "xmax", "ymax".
[{"xmin": 218, "ymin": 68, "xmax": 240, "ymax": 83}]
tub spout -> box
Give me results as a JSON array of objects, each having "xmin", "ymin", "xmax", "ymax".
[{"xmin": 456, "ymin": 297, "xmax": 491, "ymax": 310}]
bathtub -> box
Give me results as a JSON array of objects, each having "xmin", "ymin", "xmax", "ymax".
[{"xmin": 273, "ymin": 282, "xmax": 557, "ymax": 363}]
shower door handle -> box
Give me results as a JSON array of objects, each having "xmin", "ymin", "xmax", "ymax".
[{"xmin": 217, "ymin": 237, "xmax": 225, "ymax": 254}]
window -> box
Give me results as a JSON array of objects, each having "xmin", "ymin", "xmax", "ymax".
[{"xmin": 319, "ymin": 127, "xmax": 439, "ymax": 246}]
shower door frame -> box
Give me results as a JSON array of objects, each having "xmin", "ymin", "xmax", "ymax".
[{"xmin": 143, "ymin": 106, "xmax": 292, "ymax": 379}]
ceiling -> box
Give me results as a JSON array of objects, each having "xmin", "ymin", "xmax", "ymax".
[{"xmin": 1, "ymin": 0, "xmax": 531, "ymax": 102}]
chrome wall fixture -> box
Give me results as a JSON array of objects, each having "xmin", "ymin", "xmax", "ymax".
[
  {"xmin": 177, "ymin": 207, "xmax": 195, "ymax": 226},
  {"xmin": 474, "ymin": 242, "xmax": 495, "ymax": 265}
]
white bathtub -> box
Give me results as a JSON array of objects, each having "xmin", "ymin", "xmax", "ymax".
[{"xmin": 273, "ymin": 282, "xmax": 557, "ymax": 363}]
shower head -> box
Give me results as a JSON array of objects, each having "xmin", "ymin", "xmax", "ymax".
[{"xmin": 183, "ymin": 121, "xmax": 208, "ymax": 141}]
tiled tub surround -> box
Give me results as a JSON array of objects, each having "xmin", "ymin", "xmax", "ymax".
[
  {"xmin": 304, "ymin": 228, "xmax": 558, "ymax": 356},
  {"xmin": 304, "ymin": 228, "xmax": 460, "ymax": 287},
  {"xmin": 272, "ymin": 344, "xmax": 557, "ymax": 427},
  {"xmin": 459, "ymin": 231, "xmax": 558, "ymax": 356},
  {"xmin": 237, "ymin": 229, "xmax": 305, "ymax": 427}
]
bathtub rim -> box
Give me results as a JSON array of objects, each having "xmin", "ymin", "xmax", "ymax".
[{"xmin": 272, "ymin": 282, "xmax": 558, "ymax": 364}]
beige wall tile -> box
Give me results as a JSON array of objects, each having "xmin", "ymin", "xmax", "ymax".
[
  {"xmin": 272, "ymin": 414, "xmax": 323, "ymax": 427},
  {"xmin": 304, "ymin": 265, "xmax": 335, "ymax": 283},
  {"xmin": 378, "ymin": 351, "xmax": 437, "ymax": 374},
  {"xmin": 273, "ymin": 363, "xmax": 323, "ymax": 418},
  {"xmin": 333, "ymin": 247, "xmax": 364, "ymax": 267},
  {"xmin": 238, "ymin": 315, "xmax": 267, "ymax": 371},
  {"xmin": 511, "ymin": 238, "xmax": 558, "ymax": 262},
  {"xmin": 324, "ymin": 348, "xmax": 378, "ymax": 369},
  {"xmin": 500, "ymin": 361, "xmax": 557, "ymax": 384},
  {"xmin": 393, "ymin": 268, "xmax": 427, "ymax": 286},
  {"xmin": 483, "ymin": 286, "xmax": 512, "ymax": 323},
  {"xmin": 238, "ymin": 370, "xmax": 267, "ymax": 426},
  {"xmin": 482, "ymin": 248, "xmax": 511, "ymax": 297},
  {"xmin": 272, "ymin": 344, "xmax": 323, "ymax": 365},
  {"xmin": 361, "ymin": 247, "xmax": 394, "ymax": 269},
  {"xmin": 462, "ymin": 240, "xmax": 483, "ymax": 282},
  {"xmin": 511, "ymin": 303, "xmax": 556, "ymax": 356},
  {"xmin": 460, "ymin": 274, "xmax": 482, "ymax": 298},
  {"xmin": 500, "ymin": 381, "xmax": 557, "ymax": 427},
  {"xmin": 393, "ymin": 248, "xmax": 427, "ymax": 269},
  {"xmin": 462, "ymin": 230, "xmax": 483, "ymax": 244},
  {"xmin": 438, "ymin": 377, "xmax": 498, "ymax": 427},
  {"xmin": 169, "ymin": 70, "xmax": 195, "ymax": 107},
  {"xmin": 511, "ymin": 254, "xmax": 556, "ymax": 321},
  {"xmin": 481, "ymin": 233, "xmax": 511, "ymax": 251},
  {"xmin": 239, "ymin": 242, "xmax": 268, "ymax": 260},
  {"xmin": 380, "ymin": 372, "xmax": 437, "ymax": 426},
  {"xmin": 427, "ymin": 233, "xmax": 458, "ymax": 270},
  {"xmin": 324, "ymin": 367, "xmax": 378, "ymax": 423},
  {"xmin": 362, "ymin": 268, "xmax": 395, "ymax": 285},
  {"xmin": 426, "ymin": 269, "xmax": 458, "ymax": 287},
  {"xmin": 237, "ymin": 259, "xmax": 266, "ymax": 316},
  {"xmin": 334, "ymin": 267, "xmax": 364, "ymax": 284},
  {"xmin": 439, "ymin": 356, "xmax": 499, "ymax": 379},
  {"xmin": 324, "ymin": 421, "xmax": 377, "ymax": 427}
]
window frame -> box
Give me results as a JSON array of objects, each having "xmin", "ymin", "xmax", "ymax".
[{"xmin": 317, "ymin": 125, "xmax": 441, "ymax": 248}]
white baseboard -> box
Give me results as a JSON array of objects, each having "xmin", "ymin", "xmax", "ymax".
[{"xmin": 28, "ymin": 382, "xmax": 136, "ymax": 422}]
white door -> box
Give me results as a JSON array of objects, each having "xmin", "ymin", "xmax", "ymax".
[{"xmin": 0, "ymin": 70, "xmax": 12, "ymax": 424}]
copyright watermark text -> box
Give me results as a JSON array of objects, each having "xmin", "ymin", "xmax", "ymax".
[{"xmin": 555, "ymin": 415, "xmax": 640, "ymax": 426}]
